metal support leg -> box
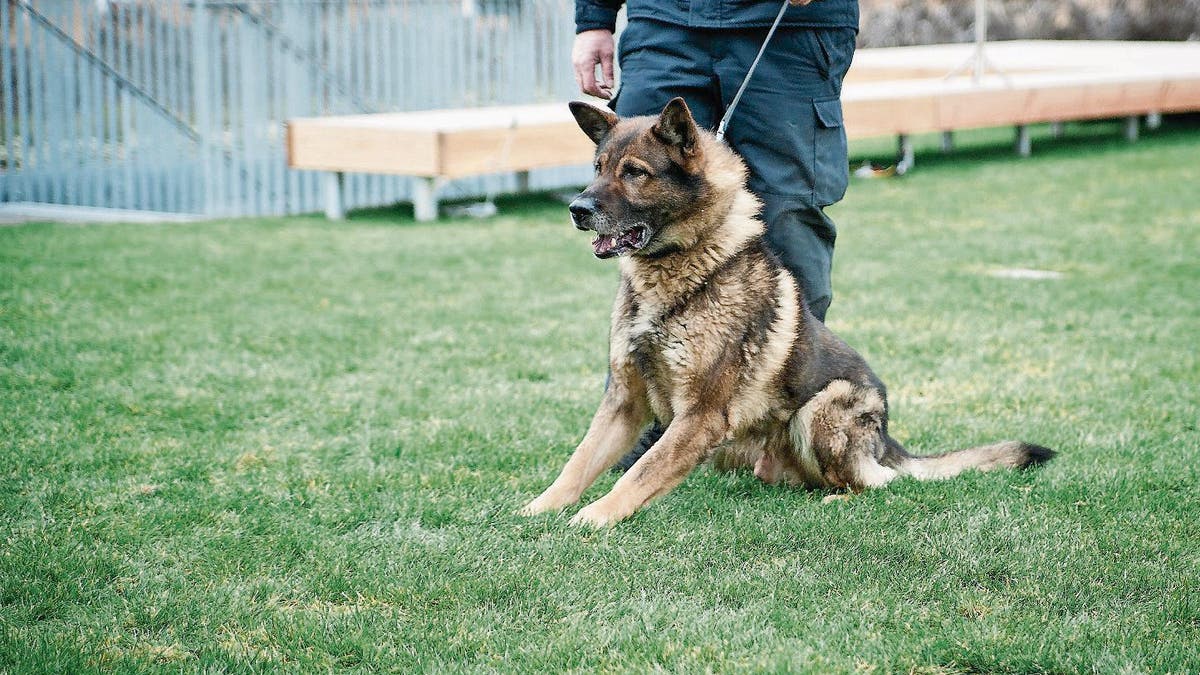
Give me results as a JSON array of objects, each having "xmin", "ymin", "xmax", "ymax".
[
  {"xmin": 1124, "ymin": 115, "xmax": 1140, "ymax": 142},
  {"xmin": 1049, "ymin": 121, "xmax": 1065, "ymax": 139},
  {"xmin": 1146, "ymin": 112, "xmax": 1162, "ymax": 130},
  {"xmin": 413, "ymin": 176, "xmax": 440, "ymax": 222},
  {"xmin": 896, "ymin": 134, "xmax": 915, "ymax": 175},
  {"xmin": 323, "ymin": 172, "xmax": 345, "ymax": 221},
  {"xmin": 1015, "ymin": 125, "xmax": 1032, "ymax": 157},
  {"xmin": 515, "ymin": 170, "xmax": 530, "ymax": 194},
  {"xmin": 940, "ymin": 131, "xmax": 954, "ymax": 153}
]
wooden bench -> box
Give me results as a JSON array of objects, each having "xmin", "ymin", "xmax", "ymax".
[
  {"xmin": 286, "ymin": 105, "xmax": 593, "ymax": 221},
  {"xmin": 287, "ymin": 40, "xmax": 1200, "ymax": 221}
]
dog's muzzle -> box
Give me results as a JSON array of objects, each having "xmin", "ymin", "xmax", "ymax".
[{"xmin": 569, "ymin": 195, "xmax": 650, "ymax": 258}]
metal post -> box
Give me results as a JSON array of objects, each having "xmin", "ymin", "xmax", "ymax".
[
  {"xmin": 897, "ymin": 134, "xmax": 915, "ymax": 174},
  {"xmin": 1015, "ymin": 125, "xmax": 1031, "ymax": 157},
  {"xmin": 973, "ymin": 0, "xmax": 987, "ymax": 83},
  {"xmin": 323, "ymin": 172, "xmax": 345, "ymax": 220},
  {"xmin": 1, "ymin": 0, "xmax": 14, "ymax": 202},
  {"xmin": 946, "ymin": 0, "xmax": 1006, "ymax": 83},
  {"xmin": 1124, "ymin": 116, "xmax": 1140, "ymax": 142},
  {"xmin": 413, "ymin": 177, "xmax": 440, "ymax": 221},
  {"xmin": 191, "ymin": 0, "xmax": 213, "ymax": 215}
]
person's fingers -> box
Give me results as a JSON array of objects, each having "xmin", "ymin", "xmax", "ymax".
[
  {"xmin": 788, "ymin": 0, "xmax": 814, "ymax": 5},
  {"xmin": 599, "ymin": 50, "xmax": 615, "ymax": 100},
  {"xmin": 577, "ymin": 59, "xmax": 611, "ymax": 99},
  {"xmin": 574, "ymin": 59, "xmax": 595, "ymax": 96},
  {"xmin": 573, "ymin": 30, "xmax": 614, "ymax": 99}
]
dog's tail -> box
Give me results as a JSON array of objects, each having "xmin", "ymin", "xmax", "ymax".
[{"xmin": 888, "ymin": 436, "xmax": 1055, "ymax": 481}]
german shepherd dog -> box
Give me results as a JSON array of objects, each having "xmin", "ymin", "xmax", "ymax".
[{"xmin": 521, "ymin": 98, "xmax": 1054, "ymax": 527}]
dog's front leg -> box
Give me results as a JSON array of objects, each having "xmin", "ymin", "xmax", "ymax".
[
  {"xmin": 570, "ymin": 412, "xmax": 727, "ymax": 527},
  {"xmin": 520, "ymin": 375, "xmax": 651, "ymax": 516}
]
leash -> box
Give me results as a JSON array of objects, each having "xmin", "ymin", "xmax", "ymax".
[{"xmin": 715, "ymin": 0, "xmax": 793, "ymax": 143}]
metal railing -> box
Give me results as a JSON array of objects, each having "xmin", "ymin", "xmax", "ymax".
[{"xmin": 0, "ymin": 0, "xmax": 586, "ymax": 217}]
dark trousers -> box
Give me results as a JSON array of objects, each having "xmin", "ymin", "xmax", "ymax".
[{"xmin": 612, "ymin": 19, "xmax": 856, "ymax": 320}]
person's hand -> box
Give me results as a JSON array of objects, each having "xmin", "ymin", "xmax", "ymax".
[
  {"xmin": 573, "ymin": 29, "xmax": 616, "ymax": 99},
  {"xmin": 788, "ymin": 0, "xmax": 815, "ymax": 5}
]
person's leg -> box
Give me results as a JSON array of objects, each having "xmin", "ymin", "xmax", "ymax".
[
  {"xmin": 759, "ymin": 197, "xmax": 836, "ymax": 320},
  {"xmin": 715, "ymin": 27, "xmax": 857, "ymax": 321},
  {"xmin": 610, "ymin": 20, "xmax": 719, "ymax": 124}
]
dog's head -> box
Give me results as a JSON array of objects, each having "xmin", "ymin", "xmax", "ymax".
[{"xmin": 568, "ymin": 98, "xmax": 733, "ymax": 259}]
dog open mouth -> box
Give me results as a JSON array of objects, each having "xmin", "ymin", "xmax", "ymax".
[{"xmin": 592, "ymin": 225, "xmax": 650, "ymax": 258}]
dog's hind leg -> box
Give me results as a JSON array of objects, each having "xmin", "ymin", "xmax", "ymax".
[
  {"xmin": 792, "ymin": 380, "xmax": 899, "ymax": 491},
  {"xmin": 520, "ymin": 374, "xmax": 652, "ymax": 516},
  {"xmin": 570, "ymin": 412, "xmax": 728, "ymax": 527}
]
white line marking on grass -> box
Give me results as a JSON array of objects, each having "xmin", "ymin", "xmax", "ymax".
[{"xmin": 989, "ymin": 268, "xmax": 1065, "ymax": 280}]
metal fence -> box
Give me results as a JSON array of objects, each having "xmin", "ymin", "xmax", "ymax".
[{"xmin": 0, "ymin": 0, "xmax": 587, "ymax": 217}]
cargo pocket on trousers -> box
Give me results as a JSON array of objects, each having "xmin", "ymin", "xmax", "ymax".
[{"xmin": 813, "ymin": 97, "xmax": 849, "ymax": 206}]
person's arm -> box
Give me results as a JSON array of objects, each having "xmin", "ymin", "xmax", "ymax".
[{"xmin": 573, "ymin": 0, "xmax": 622, "ymax": 99}]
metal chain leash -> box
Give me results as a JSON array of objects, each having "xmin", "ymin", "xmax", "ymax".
[{"xmin": 715, "ymin": 0, "xmax": 793, "ymax": 143}]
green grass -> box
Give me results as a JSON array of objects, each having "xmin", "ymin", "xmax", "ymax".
[{"xmin": 3, "ymin": 118, "xmax": 1199, "ymax": 673}]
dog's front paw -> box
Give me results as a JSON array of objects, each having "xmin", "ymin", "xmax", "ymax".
[
  {"xmin": 518, "ymin": 489, "xmax": 576, "ymax": 517},
  {"xmin": 569, "ymin": 497, "xmax": 631, "ymax": 528}
]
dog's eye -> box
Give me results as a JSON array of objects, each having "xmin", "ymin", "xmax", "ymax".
[
  {"xmin": 593, "ymin": 161, "xmax": 602, "ymax": 174},
  {"xmin": 623, "ymin": 165, "xmax": 649, "ymax": 179}
]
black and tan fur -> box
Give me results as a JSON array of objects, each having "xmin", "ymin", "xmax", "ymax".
[{"xmin": 520, "ymin": 98, "xmax": 1054, "ymax": 527}]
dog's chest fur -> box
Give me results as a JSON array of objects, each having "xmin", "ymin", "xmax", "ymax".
[
  {"xmin": 610, "ymin": 249, "xmax": 802, "ymax": 430},
  {"xmin": 611, "ymin": 283, "xmax": 699, "ymax": 421}
]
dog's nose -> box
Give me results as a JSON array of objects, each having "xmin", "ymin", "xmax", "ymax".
[
  {"xmin": 569, "ymin": 197, "xmax": 597, "ymax": 230},
  {"xmin": 569, "ymin": 197, "xmax": 596, "ymax": 219}
]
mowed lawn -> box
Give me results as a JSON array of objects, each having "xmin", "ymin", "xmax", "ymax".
[{"xmin": 3, "ymin": 119, "xmax": 1199, "ymax": 673}]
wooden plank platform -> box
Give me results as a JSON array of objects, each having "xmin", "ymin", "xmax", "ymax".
[
  {"xmin": 843, "ymin": 40, "xmax": 1200, "ymax": 136},
  {"xmin": 286, "ymin": 40, "xmax": 1200, "ymax": 220},
  {"xmin": 287, "ymin": 105, "xmax": 594, "ymax": 179}
]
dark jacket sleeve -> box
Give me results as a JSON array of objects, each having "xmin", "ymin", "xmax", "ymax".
[{"xmin": 575, "ymin": 0, "xmax": 624, "ymax": 33}]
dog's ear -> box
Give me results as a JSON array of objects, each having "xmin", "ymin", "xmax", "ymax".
[
  {"xmin": 652, "ymin": 97, "xmax": 699, "ymax": 154},
  {"xmin": 569, "ymin": 101, "xmax": 618, "ymax": 145}
]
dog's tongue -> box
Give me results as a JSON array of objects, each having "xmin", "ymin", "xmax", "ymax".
[{"xmin": 592, "ymin": 234, "xmax": 618, "ymax": 256}]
